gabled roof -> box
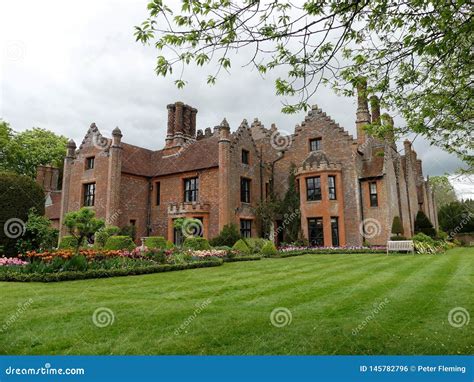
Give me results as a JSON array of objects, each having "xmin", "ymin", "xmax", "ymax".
[{"xmin": 121, "ymin": 136, "xmax": 219, "ymax": 178}]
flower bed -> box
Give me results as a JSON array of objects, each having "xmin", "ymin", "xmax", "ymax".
[{"xmin": 0, "ymin": 257, "xmax": 28, "ymax": 266}]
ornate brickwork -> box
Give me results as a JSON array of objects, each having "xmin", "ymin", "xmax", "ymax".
[{"xmin": 42, "ymin": 97, "xmax": 437, "ymax": 246}]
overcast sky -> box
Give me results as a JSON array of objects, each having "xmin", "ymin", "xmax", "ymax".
[{"xmin": 0, "ymin": 0, "xmax": 471, "ymax": 196}]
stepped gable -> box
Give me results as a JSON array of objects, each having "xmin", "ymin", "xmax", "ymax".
[
  {"xmin": 79, "ymin": 123, "xmax": 111, "ymax": 151},
  {"xmin": 294, "ymin": 105, "xmax": 356, "ymax": 144},
  {"xmin": 229, "ymin": 119, "xmax": 261, "ymax": 158}
]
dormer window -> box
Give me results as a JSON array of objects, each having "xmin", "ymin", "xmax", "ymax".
[
  {"xmin": 85, "ymin": 157, "xmax": 95, "ymax": 170},
  {"xmin": 242, "ymin": 149, "xmax": 249, "ymax": 164},
  {"xmin": 309, "ymin": 138, "xmax": 321, "ymax": 152}
]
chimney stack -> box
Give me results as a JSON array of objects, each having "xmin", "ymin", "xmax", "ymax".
[
  {"xmin": 355, "ymin": 78, "xmax": 371, "ymax": 145},
  {"xmin": 165, "ymin": 102, "xmax": 199, "ymax": 148}
]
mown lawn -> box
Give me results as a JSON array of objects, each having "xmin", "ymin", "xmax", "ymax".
[{"xmin": 0, "ymin": 248, "xmax": 472, "ymax": 355}]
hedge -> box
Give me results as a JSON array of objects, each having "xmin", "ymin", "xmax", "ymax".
[
  {"xmin": 223, "ymin": 255, "xmax": 261, "ymax": 262},
  {"xmin": 0, "ymin": 259, "xmax": 223, "ymax": 282},
  {"xmin": 183, "ymin": 237, "xmax": 211, "ymax": 250},
  {"xmin": 144, "ymin": 236, "xmax": 168, "ymax": 249},
  {"xmin": 58, "ymin": 236, "xmax": 82, "ymax": 250},
  {"xmin": 232, "ymin": 239, "xmax": 251, "ymax": 254},
  {"xmin": 275, "ymin": 248, "xmax": 386, "ymax": 258},
  {"xmin": 104, "ymin": 236, "xmax": 136, "ymax": 251}
]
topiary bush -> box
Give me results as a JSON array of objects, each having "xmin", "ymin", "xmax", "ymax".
[
  {"xmin": 414, "ymin": 211, "xmax": 436, "ymax": 238},
  {"xmin": 94, "ymin": 226, "xmax": 120, "ymax": 248},
  {"xmin": 0, "ymin": 172, "xmax": 45, "ymax": 257},
  {"xmin": 183, "ymin": 237, "xmax": 211, "ymax": 250},
  {"xmin": 104, "ymin": 236, "xmax": 136, "ymax": 251},
  {"xmin": 209, "ymin": 224, "xmax": 241, "ymax": 247},
  {"xmin": 59, "ymin": 236, "xmax": 83, "ymax": 250},
  {"xmin": 145, "ymin": 236, "xmax": 168, "ymax": 250},
  {"xmin": 261, "ymin": 241, "xmax": 278, "ymax": 257},
  {"xmin": 232, "ymin": 239, "xmax": 251, "ymax": 255},
  {"xmin": 244, "ymin": 238, "xmax": 268, "ymax": 254},
  {"xmin": 391, "ymin": 216, "xmax": 404, "ymax": 237}
]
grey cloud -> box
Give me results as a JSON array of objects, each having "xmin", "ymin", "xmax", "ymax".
[{"xmin": 1, "ymin": 0, "xmax": 466, "ymax": 181}]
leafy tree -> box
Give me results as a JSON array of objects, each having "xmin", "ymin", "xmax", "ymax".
[
  {"xmin": 0, "ymin": 120, "xmax": 68, "ymax": 179},
  {"xmin": 391, "ymin": 216, "xmax": 404, "ymax": 237},
  {"xmin": 16, "ymin": 209, "xmax": 59, "ymax": 254},
  {"xmin": 0, "ymin": 172, "xmax": 45, "ymax": 256},
  {"xmin": 414, "ymin": 210, "xmax": 436, "ymax": 238},
  {"xmin": 64, "ymin": 208, "xmax": 105, "ymax": 253},
  {"xmin": 429, "ymin": 176, "xmax": 458, "ymax": 208},
  {"xmin": 438, "ymin": 200, "xmax": 474, "ymax": 235},
  {"xmin": 136, "ymin": 1, "xmax": 473, "ymax": 165}
]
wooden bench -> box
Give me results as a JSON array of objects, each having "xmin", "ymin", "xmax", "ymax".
[{"xmin": 386, "ymin": 240, "xmax": 415, "ymax": 255}]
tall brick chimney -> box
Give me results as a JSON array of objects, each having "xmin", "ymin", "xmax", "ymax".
[
  {"xmin": 369, "ymin": 95, "xmax": 380, "ymax": 125},
  {"xmin": 36, "ymin": 165, "xmax": 60, "ymax": 192},
  {"xmin": 355, "ymin": 78, "xmax": 371, "ymax": 145},
  {"xmin": 165, "ymin": 101, "xmax": 198, "ymax": 148},
  {"xmin": 106, "ymin": 127, "xmax": 123, "ymax": 226},
  {"xmin": 218, "ymin": 118, "xmax": 231, "ymax": 230}
]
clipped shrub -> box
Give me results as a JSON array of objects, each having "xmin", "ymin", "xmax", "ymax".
[
  {"xmin": 145, "ymin": 236, "xmax": 168, "ymax": 249},
  {"xmin": 59, "ymin": 236, "xmax": 81, "ymax": 250},
  {"xmin": 183, "ymin": 237, "xmax": 211, "ymax": 251},
  {"xmin": 232, "ymin": 239, "xmax": 251, "ymax": 255},
  {"xmin": 209, "ymin": 224, "xmax": 241, "ymax": 247},
  {"xmin": 391, "ymin": 216, "xmax": 404, "ymax": 237},
  {"xmin": 165, "ymin": 240, "xmax": 174, "ymax": 249},
  {"xmin": 261, "ymin": 241, "xmax": 278, "ymax": 257},
  {"xmin": 94, "ymin": 226, "xmax": 120, "ymax": 248},
  {"xmin": 104, "ymin": 236, "xmax": 135, "ymax": 251},
  {"xmin": 414, "ymin": 211, "xmax": 436, "ymax": 238},
  {"xmin": 244, "ymin": 238, "xmax": 268, "ymax": 254}
]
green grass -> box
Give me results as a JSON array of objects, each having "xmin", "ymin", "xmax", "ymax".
[{"xmin": 0, "ymin": 248, "xmax": 472, "ymax": 355}]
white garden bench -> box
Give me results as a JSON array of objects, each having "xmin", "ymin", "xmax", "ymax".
[{"xmin": 386, "ymin": 240, "xmax": 415, "ymax": 255}]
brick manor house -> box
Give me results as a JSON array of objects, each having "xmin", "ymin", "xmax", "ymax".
[{"xmin": 38, "ymin": 83, "xmax": 437, "ymax": 246}]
